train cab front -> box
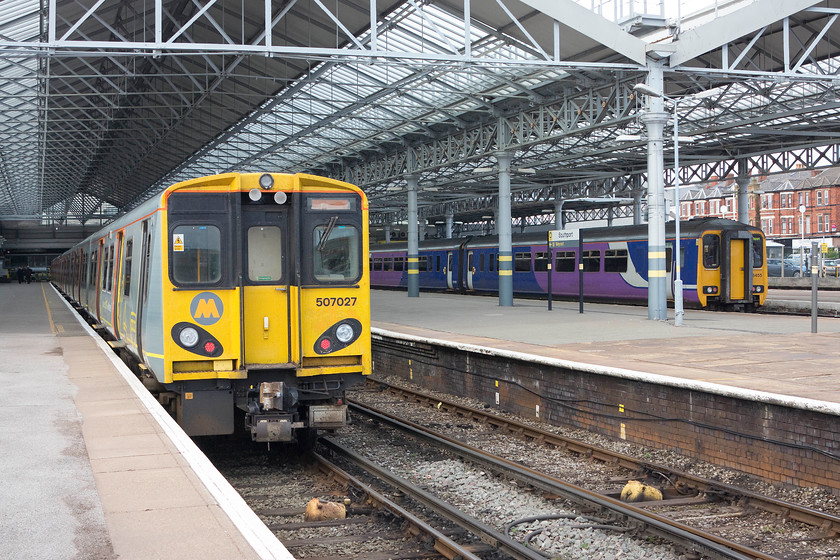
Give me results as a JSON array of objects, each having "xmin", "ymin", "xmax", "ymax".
[{"xmin": 161, "ymin": 172, "xmax": 370, "ymax": 446}]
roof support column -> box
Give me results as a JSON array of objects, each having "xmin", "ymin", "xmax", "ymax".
[
  {"xmin": 384, "ymin": 224, "xmax": 391, "ymax": 243},
  {"xmin": 640, "ymin": 66, "xmax": 668, "ymax": 321},
  {"xmin": 737, "ymin": 160, "xmax": 750, "ymax": 224},
  {"xmin": 445, "ymin": 210, "xmax": 453, "ymax": 239},
  {"xmin": 497, "ymin": 151, "xmax": 513, "ymax": 307},
  {"xmin": 554, "ymin": 200, "xmax": 564, "ymax": 229},
  {"xmin": 406, "ymin": 174, "xmax": 420, "ymax": 297}
]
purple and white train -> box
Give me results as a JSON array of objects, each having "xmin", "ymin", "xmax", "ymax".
[{"xmin": 370, "ymin": 218, "xmax": 768, "ymax": 310}]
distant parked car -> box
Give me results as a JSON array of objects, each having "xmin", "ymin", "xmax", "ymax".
[
  {"xmin": 767, "ymin": 258, "xmax": 803, "ymax": 277},
  {"xmin": 784, "ymin": 257, "xmax": 811, "ymax": 277},
  {"xmin": 823, "ymin": 259, "xmax": 839, "ymax": 277}
]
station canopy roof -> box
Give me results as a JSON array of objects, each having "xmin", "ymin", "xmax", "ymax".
[{"xmin": 1, "ymin": 0, "xmax": 840, "ymax": 232}]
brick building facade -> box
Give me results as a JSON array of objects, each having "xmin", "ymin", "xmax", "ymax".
[{"xmin": 681, "ymin": 167, "xmax": 840, "ymax": 252}]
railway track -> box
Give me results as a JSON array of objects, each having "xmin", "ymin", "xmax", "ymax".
[
  {"xmin": 199, "ymin": 439, "xmax": 484, "ymax": 560},
  {"xmin": 344, "ymin": 377, "xmax": 840, "ymax": 559}
]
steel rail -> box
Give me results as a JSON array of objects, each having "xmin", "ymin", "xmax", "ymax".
[
  {"xmin": 362, "ymin": 380, "xmax": 840, "ymax": 537},
  {"xmin": 319, "ymin": 437, "xmax": 548, "ymax": 560},
  {"xmin": 309, "ymin": 451, "xmax": 483, "ymax": 560},
  {"xmin": 347, "ymin": 398, "xmax": 771, "ymax": 560}
]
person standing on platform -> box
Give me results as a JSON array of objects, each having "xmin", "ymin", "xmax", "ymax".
[
  {"xmin": 24, "ymin": 266, "xmax": 32, "ymax": 284},
  {"xmin": 16, "ymin": 267, "xmax": 23, "ymax": 284}
]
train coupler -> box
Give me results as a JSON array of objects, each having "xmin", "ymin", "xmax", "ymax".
[{"xmin": 248, "ymin": 413, "xmax": 303, "ymax": 442}]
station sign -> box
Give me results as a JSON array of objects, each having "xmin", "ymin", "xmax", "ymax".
[{"xmin": 548, "ymin": 229, "xmax": 579, "ymax": 248}]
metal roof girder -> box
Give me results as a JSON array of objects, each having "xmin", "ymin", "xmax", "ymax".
[{"xmin": 669, "ymin": 0, "xmax": 823, "ymax": 68}]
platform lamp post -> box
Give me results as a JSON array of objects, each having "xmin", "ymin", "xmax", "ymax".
[
  {"xmin": 799, "ymin": 204, "xmax": 807, "ymax": 276},
  {"xmin": 633, "ymin": 83, "xmax": 685, "ymax": 326}
]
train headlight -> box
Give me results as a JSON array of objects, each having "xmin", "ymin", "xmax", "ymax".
[
  {"xmin": 179, "ymin": 326, "xmax": 200, "ymax": 347},
  {"xmin": 259, "ymin": 173, "xmax": 274, "ymax": 188},
  {"xmin": 335, "ymin": 323, "xmax": 354, "ymax": 343}
]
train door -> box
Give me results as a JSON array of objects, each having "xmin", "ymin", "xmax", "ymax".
[
  {"xmin": 466, "ymin": 250, "xmax": 475, "ymax": 291},
  {"xmin": 241, "ymin": 205, "xmax": 291, "ymax": 366},
  {"xmin": 722, "ymin": 230, "xmax": 753, "ymax": 303},
  {"xmin": 136, "ymin": 220, "xmax": 151, "ymax": 356},
  {"xmin": 112, "ymin": 232, "xmax": 124, "ymax": 340},
  {"xmin": 446, "ymin": 252, "xmax": 454, "ymax": 289},
  {"xmin": 95, "ymin": 239, "xmax": 104, "ymax": 323}
]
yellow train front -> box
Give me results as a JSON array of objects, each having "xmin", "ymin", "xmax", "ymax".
[{"xmin": 54, "ymin": 172, "xmax": 371, "ymax": 445}]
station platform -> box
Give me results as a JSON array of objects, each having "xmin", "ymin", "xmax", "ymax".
[
  {"xmin": 0, "ymin": 282, "xmax": 292, "ymax": 560},
  {"xmin": 371, "ymin": 289, "xmax": 840, "ymax": 405}
]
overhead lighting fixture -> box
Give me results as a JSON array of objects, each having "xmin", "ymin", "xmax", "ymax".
[
  {"xmin": 516, "ymin": 167, "xmax": 536, "ymax": 174},
  {"xmin": 474, "ymin": 167, "xmax": 495, "ymax": 173},
  {"xmin": 615, "ymin": 134, "xmax": 643, "ymax": 142}
]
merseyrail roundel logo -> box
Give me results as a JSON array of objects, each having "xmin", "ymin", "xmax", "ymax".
[{"xmin": 190, "ymin": 292, "xmax": 224, "ymax": 326}]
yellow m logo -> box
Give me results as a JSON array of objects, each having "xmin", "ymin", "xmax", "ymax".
[{"xmin": 193, "ymin": 298, "xmax": 220, "ymax": 319}]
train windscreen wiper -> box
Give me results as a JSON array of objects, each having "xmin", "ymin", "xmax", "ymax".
[{"xmin": 317, "ymin": 216, "xmax": 338, "ymax": 252}]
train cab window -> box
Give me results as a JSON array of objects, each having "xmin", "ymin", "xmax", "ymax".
[
  {"xmin": 582, "ymin": 250, "xmax": 600, "ymax": 272},
  {"xmin": 312, "ymin": 224, "xmax": 361, "ymax": 282},
  {"xmin": 514, "ymin": 252, "xmax": 532, "ymax": 272},
  {"xmin": 604, "ymin": 249, "xmax": 628, "ymax": 273},
  {"xmin": 171, "ymin": 225, "xmax": 222, "ymax": 284},
  {"xmin": 703, "ymin": 234, "xmax": 720, "ymax": 269},
  {"xmin": 555, "ymin": 251, "xmax": 576, "ymax": 272},
  {"xmin": 247, "ymin": 226, "xmax": 283, "ymax": 282},
  {"xmin": 752, "ymin": 234, "xmax": 764, "ymax": 268},
  {"xmin": 123, "ymin": 239, "xmax": 133, "ymax": 296},
  {"xmin": 534, "ymin": 252, "xmax": 549, "ymax": 272},
  {"xmin": 373, "ymin": 258, "xmax": 383, "ymax": 271}
]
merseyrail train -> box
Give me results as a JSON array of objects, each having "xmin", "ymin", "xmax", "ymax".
[
  {"xmin": 53, "ymin": 172, "xmax": 371, "ymax": 445},
  {"xmin": 371, "ymin": 218, "xmax": 767, "ymax": 310}
]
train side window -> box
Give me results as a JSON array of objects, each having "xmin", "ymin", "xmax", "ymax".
[
  {"xmin": 123, "ymin": 239, "xmax": 133, "ymax": 296},
  {"xmin": 534, "ymin": 252, "xmax": 549, "ymax": 272},
  {"xmin": 247, "ymin": 226, "xmax": 283, "ymax": 282},
  {"xmin": 582, "ymin": 250, "xmax": 600, "ymax": 272},
  {"xmin": 752, "ymin": 234, "xmax": 764, "ymax": 268},
  {"xmin": 90, "ymin": 249, "xmax": 98, "ymax": 290},
  {"xmin": 555, "ymin": 251, "xmax": 576, "ymax": 272},
  {"xmin": 666, "ymin": 247, "xmax": 673, "ymax": 273},
  {"xmin": 604, "ymin": 249, "xmax": 628, "ymax": 273},
  {"xmin": 383, "ymin": 257, "xmax": 393, "ymax": 271},
  {"xmin": 436, "ymin": 255, "xmax": 441, "ymax": 271},
  {"xmin": 479, "ymin": 254, "xmax": 485, "ymax": 271},
  {"xmin": 490, "ymin": 253, "xmax": 496, "ymax": 272},
  {"xmin": 172, "ymin": 225, "xmax": 222, "ymax": 284},
  {"xmin": 373, "ymin": 258, "xmax": 383, "ymax": 271},
  {"xmin": 514, "ymin": 252, "xmax": 531, "ymax": 272},
  {"xmin": 394, "ymin": 257, "xmax": 404, "ymax": 272},
  {"xmin": 419, "ymin": 256, "xmax": 428, "ymax": 272},
  {"xmin": 101, "ymin": 246, "xmax": 110, "ymax": 292},
  {"xmin": 703, "ymin": 234, "xmax": 720, "ymax": 269},
  {"xmin": 369, "ymin": 257, "xmax": 373, "ymax": 271}
]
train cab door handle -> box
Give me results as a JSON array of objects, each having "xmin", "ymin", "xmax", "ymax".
[{"xmin": 275, "ymin": 287, "xmax": 287, "ymax": 292}]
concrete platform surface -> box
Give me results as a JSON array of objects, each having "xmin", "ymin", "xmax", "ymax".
[
  {"xmin": 0, "ymin": 282, "xmax": 292, "ymax": 560},
  {"xmin": 372, "ymin": 289, "xmax": 840, "ymax": 404}
]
